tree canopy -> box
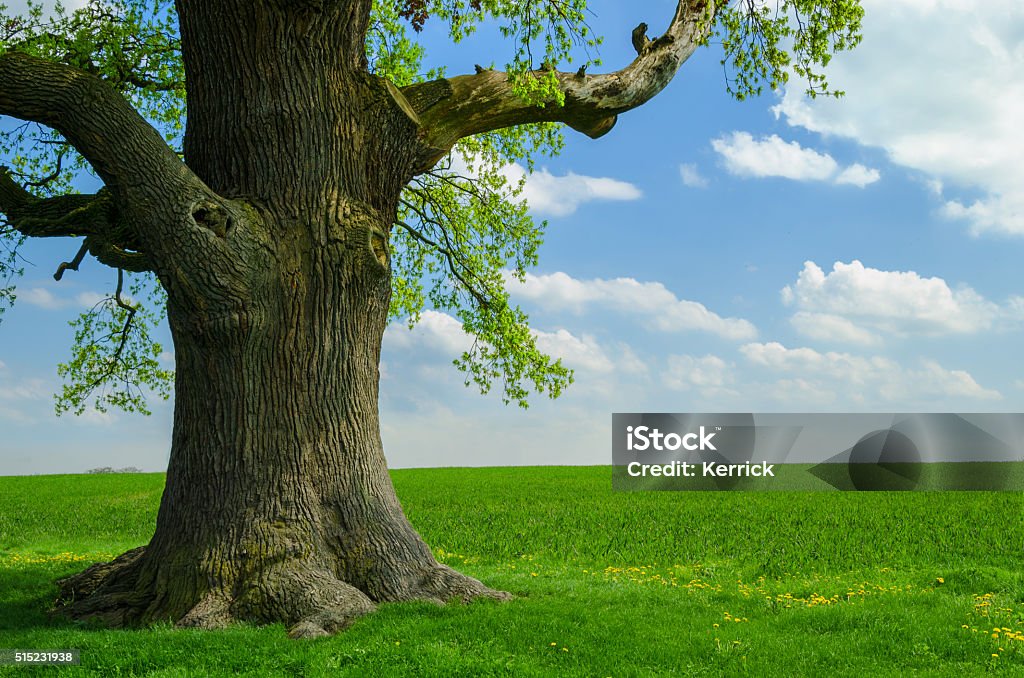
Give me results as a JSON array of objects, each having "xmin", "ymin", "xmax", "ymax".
[{"xmin": 0, "ymin": 0, "xmax": 863, "ymax": 413}]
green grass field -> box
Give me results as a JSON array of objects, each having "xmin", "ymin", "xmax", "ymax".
[{"xmin": 1, "ymin": 467, "xmax": 1023, "ymax": 676}]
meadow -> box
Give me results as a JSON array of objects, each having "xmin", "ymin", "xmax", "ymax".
[{"xmin": 1, "ymin": 467, "xmax": 1023, "ymax": 676}]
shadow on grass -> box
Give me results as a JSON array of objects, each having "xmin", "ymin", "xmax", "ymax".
[{"xmin": 0, "ymin": 566, "xmax": 87, "ymax": 633}]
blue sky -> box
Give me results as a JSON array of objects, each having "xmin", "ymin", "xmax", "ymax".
[{"xmin": 2, "ymin": 0, "xmax": 1024, "ymax": 474}]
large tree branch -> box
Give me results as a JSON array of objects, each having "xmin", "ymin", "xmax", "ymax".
[
  {"xmin": 0, "ymin": 52, "xmax": 235, "ymax": 282},
  {"xmin": 0, "ymin": 167, "xmax": 152, "ymax": 275},
  {"xmin": 0, "ymin": 169, "xmax": 110, "ymax": 237},
  {"xmin": 402, "ymin": 0, "xmax": 716, "ymax": 173},
  {"xmin": 0, "ymin": 52, "xmax": 190, "ymax": 201}
]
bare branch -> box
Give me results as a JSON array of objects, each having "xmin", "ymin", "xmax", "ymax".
[
  {"xmin": 401, "ymin": 0, "xmax": 717, "ymax": 173},
  {"xmin": 85, "ymin": 268, "xmax": 138, "ymax": 394},
  {"xmin": 54, "ymin": 241, "xmax": 89, "ymax": 281}
]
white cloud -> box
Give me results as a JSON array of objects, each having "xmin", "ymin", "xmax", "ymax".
[
  {"xmin": 384, "ymin": 309, "xmax": 645, "ymax": 377},
  {"xmin": 0, "ymin": 377, "xmax": 49, "ymax": 401},
  {"xmin": 782, "ymin": 260, "xmax": 1001, "ymax": 336},
  {"xmin": 940, "ymin": 194, "xmax": 1024, "ymax": 236},
  {"xmin": 532, "ymin": 329, "xmax": 616, "ymax": 373},
  {"xmin": 19, "ymin": 287, "xmax": 67, "ymax": 310},
  {"xmin": 713, "ymin": 132, "xmax": 836, "ymax": 180},
  {"xmin": 77, "ymin": 291, "xmax": 108, "ymax": 308},
  {"xmin": 0, "ymin": 375, "xmax": 50, "ymax": 424},
  {"xmin": 0, "ymin": 360, "xmax": 5, "ymax": 370},
  {"xmin": 881, "ymin": 359, "xmax": 1002, "ymax": 402},
  {"xmin": 679, "ymin": 163, "xmax": 709, "ymax": 188},
  {"xmin": 4, "ymin": 0, "xmax": 88, "ymax": 15},
  {"xmin": 664, "ymin": 354, "xmax": 734, "ymax": 390},
  {"xmin": 384, "ymin": 310, "xmax": 472, "ymax": 355},
  {"xmin": 741, "ymin": 341, "xmax": 1001, "ymax": 402},
  {"xmin": 742, "ymin": 341, "xmax": 893, "ymax": 384},
  {"xmin": 772, "ymin": 0, "xmax": 1024, "ymax": 234},
  {"xmin": 711, "ymin": 132, "xmax": 879, "ymax": 186},
  {"xmin": 834, "ymin": 163, "xmax": 882, "ymax": 187},
  {"xmin": 508, "ymin": 271, "xmax": 757, "ymax": 341},
  {"xmin": 768, "ymin": 378, "xmax": 838, "ymax": 405},
  {"xmin": 446, "ymin": 153, "xmax": 642, "ymax": 217},
  {"xmin": 12, "ymin": 288, "xmax": 115, "ymax": 311},
  {"xmin": 790, "ymin": 311, "xmax": 882, "ymax": 346},
  {"xmin": 501, "ymin": 163, "xmax": 642, "ymax": 217},
  {"xmin": 73, "ymin": 407, "xmax": 118, "ymax": 426}
]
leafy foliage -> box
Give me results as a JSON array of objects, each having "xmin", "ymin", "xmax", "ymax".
[
  {"xmin": 714, "ymin": 0, "xmax": 864, "ymax": 100},
  {"xmin": 55, "ymin": 270, "xmax": 172, "ymax": 416},
  {"xmin": 0, "ymin": 0, "xmax": 865, "ymax": 413},
  {"xmin": 1, "ymin": 0, "xmax": 181, "ymax": 413},
  {"xmin": 396, "ymin": 131, "xmax": 574, "ymax": 406}
]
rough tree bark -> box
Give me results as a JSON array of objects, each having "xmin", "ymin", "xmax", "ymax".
[{"xmin": 0, "ymin": 0, "xmax": 713, "ymax": 637}]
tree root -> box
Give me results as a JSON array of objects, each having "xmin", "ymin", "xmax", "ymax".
[
  {"xmin": 50, "ymin": 547, "xmax": 509, "ymax": 637},
  {"xmin": 233, "ymin": 562, "xmax": 377, "ymax": 638},
  {"xmin": 53, "ymin": 546, "xmax": 148, "ymax": 626},
  {"xmin": 386, "ymin": 563, "xmax": 513, "ymax": 605}
]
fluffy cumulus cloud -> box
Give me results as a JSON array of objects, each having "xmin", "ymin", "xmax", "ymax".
[
  {"xmin": 384, "ymin": 309, "xmax": 643, "ymax": 377},
  {"xmin": 772, "ymin": 0, "xmax": 1024, "ymax": 235},
  {"xmin": 500, "ymin": 163, "xmax": 642, "ymax": 217},
  {"xmin": 446, "ymin": 154, "xmax": 642, "ymax": 217},
  {"xmin": 782, "ymin": 260, "xmax": 1003, "ymax": 338},
  {"xmin": 532, "ymin": 329, "xmax": 615, "ymax": 374},
  {"xmin": 384, "ymin": 310, "xmax": 472, "ymax": 355},
  {"xmin": 789, "ymin": 311, "xmax": 882, "ymax": 347},
  {"xmin": 834, "ymin": 163, "xmax": 882, "ymax": 188},
  {"xmin": 741, "ymin": 341, "xmax": 1001, "ymax": 403},
  {"xmin": 507, "ymin": 271, "xmax": 757, "ymax": 341},
  {"xmin": 711, "ymin": 132, "xmax": 880, "ymax": 186}
]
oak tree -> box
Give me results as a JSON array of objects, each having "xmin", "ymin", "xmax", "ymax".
[{"xmin": 0, "ymin": 0, "xmax": 862, "ymax": 636}]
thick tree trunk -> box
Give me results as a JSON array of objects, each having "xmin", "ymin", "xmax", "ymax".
[
  {"xmin": 55, "ymin": 205, "xmax": 507, "ymax": 637},
  {"xmin": 51, "ymin": 2, "xmax": 509, "ymax": 637}
]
